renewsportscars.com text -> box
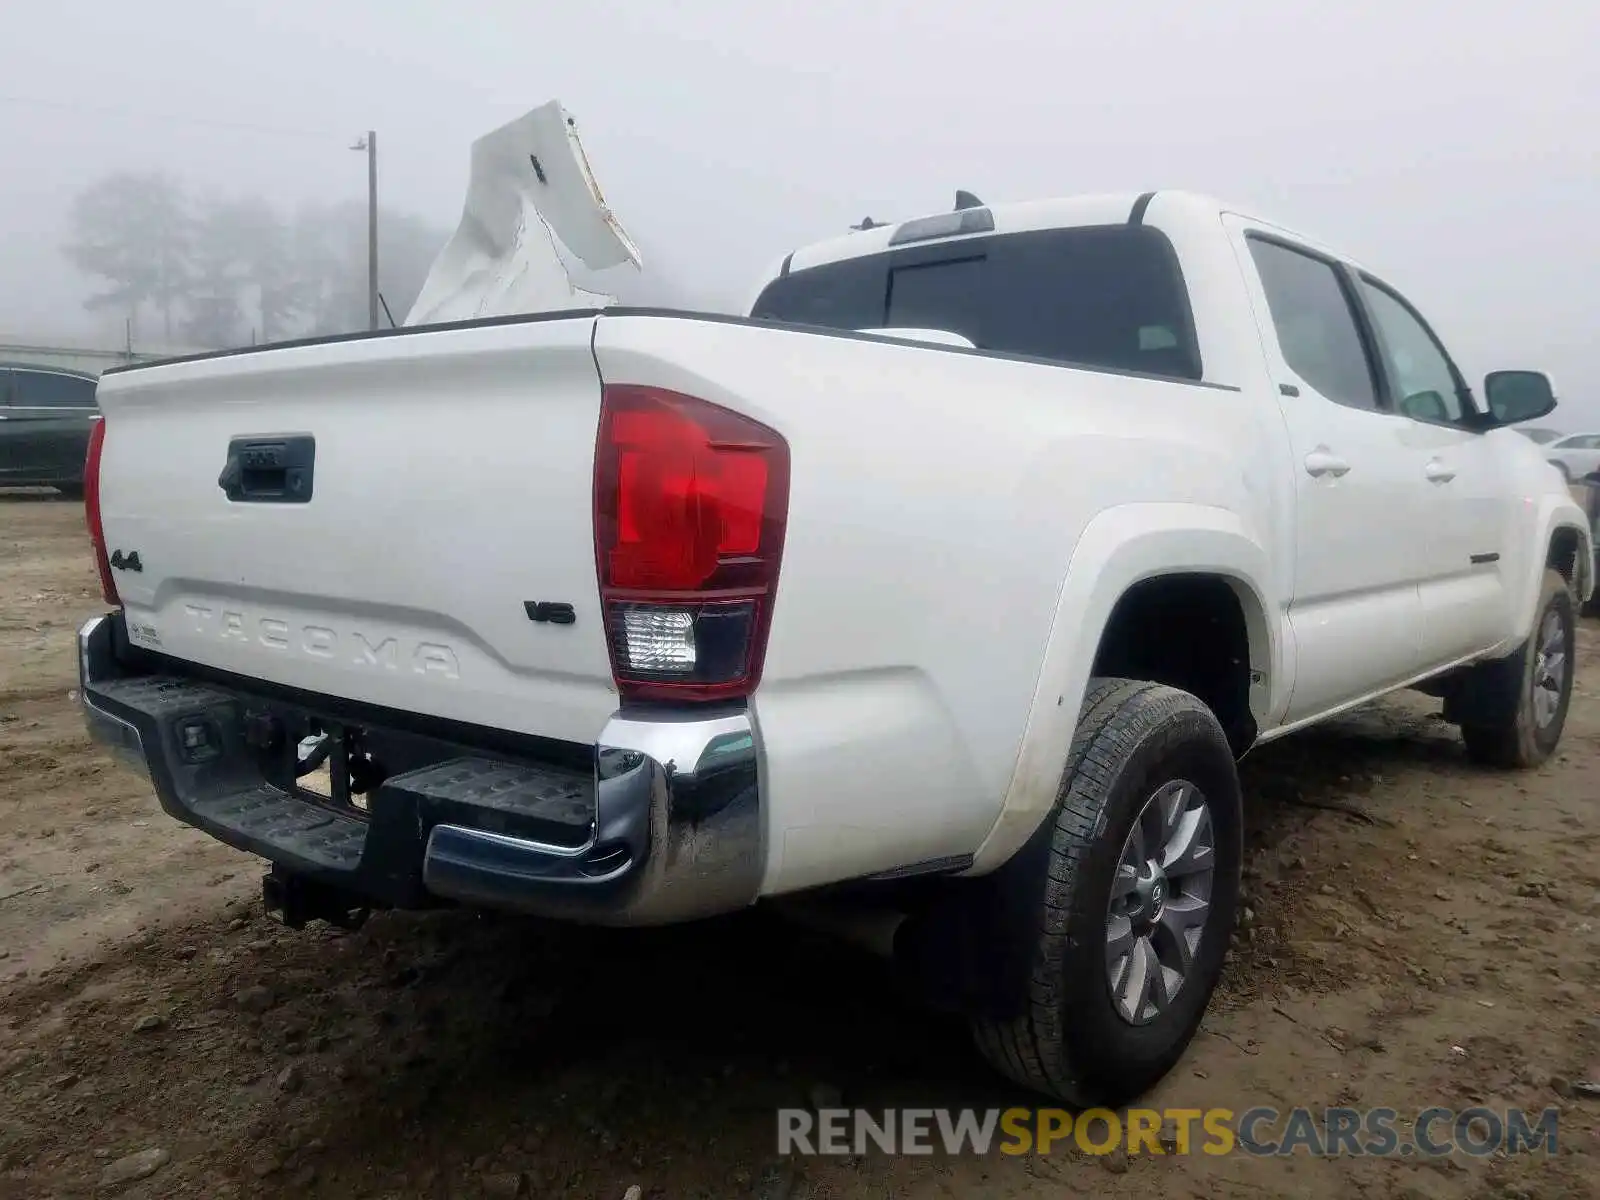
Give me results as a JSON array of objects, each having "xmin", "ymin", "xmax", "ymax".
[{"xmin": 777, "ymin": 1106, "xmax": 1561, "ymax": 1158}]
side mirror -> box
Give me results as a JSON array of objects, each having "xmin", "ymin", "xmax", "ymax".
[{"xmin": 1484, "ymin": 370, "xmax": 1557, "ymax": 426}]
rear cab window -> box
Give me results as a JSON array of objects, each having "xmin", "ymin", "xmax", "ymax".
[{"xmin": 751, "ymin": 225, "xmax": 1203, "ymax": 382}]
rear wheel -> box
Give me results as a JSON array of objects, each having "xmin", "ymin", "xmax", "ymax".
[
  {"xmin": 1460, "ymin": 569, "xmax": 1575, "ymax": 768},
  {"xmin": 971, "ymin": 679, "xmax": 1242, "ymax": 1106}
]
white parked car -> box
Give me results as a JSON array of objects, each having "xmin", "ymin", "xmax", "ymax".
[
  {"xmin": 1515, "ymin": 426, "xmax": 1563, "ymax": 445},
  {"xmin": 77, "ymin": 189, "xmax": 1591, "ymax": 1107},
  {"xmin": 1543, "ymin": 432, "xmax": 1600, "ymax": 481}
]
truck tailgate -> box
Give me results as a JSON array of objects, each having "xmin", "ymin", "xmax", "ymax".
[{"xmin": 93, "ymin": 314, "xmax": 618, "ymax": 745}]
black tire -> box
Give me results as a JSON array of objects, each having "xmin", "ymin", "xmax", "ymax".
[
  {"xmin": 56, "ymin": 483, "xmax": 85, "ymax": 501},
  {"xmin": 1460, "ymin": 569, "xmax": 1576, "ymax": 768},
  {"xmin": 970, "ymin": 678, "xmax": 1243, "ymax": 1106}
]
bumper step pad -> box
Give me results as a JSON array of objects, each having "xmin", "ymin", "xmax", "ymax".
[
  {"xmin": 384, "ymin": 757, "xmax": 593, "ymax": 847},
  {"xmin": 193, "ymin": 785, "xmax": 367, "ymax": 872},
  {"xmin": 81, "ymin": 671, "xmax": 597, "ymax": 906}
]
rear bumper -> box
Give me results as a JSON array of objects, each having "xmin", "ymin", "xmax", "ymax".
[{"xmin": 77, "ymin": 612, "xmax": 764, "ymax": 926}]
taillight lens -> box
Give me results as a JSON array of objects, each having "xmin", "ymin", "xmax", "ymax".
[
  {"xmin": 84, "ymin": 417, "xmax": 119, "ymax": 605},
  {"xmin": 594, "ymin": 385, "xmax": 789, "ymax": 702}
]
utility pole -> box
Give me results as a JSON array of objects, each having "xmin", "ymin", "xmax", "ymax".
[{"xmin": 351, "ymin": 130, "xmax": 379, "ymax": 330}]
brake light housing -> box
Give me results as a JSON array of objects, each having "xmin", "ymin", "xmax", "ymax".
[
  {"xmin": 594, "ymin": 385, "xmax": 789, "ymax": 702},
  {"xmin": 84, "ymin": 417, "xmax": 119, "ymax": 605}
]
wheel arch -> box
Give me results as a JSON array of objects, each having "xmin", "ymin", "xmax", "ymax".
[
  {"xmin": 968, "ymin": 504, "xmax": 1279, "ymax": 875},
  {"xmin": 1545, "ymin": 521, "xmax": 1591, "ymax": 599},
  {"xmin": 1511, "ymin": 507, "xmax": 1594, "ymax": 643}
]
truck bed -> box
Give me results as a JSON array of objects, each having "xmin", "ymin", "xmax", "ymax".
[{"xmin": 92, "ymin": 303, "xmax": 1258, "ymax": 898}]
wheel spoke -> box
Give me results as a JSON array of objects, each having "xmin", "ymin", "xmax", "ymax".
[
  {"xmin": 1126, "ymin": 818, "xmax": 1147, "ymax": 869},
  {"xmin": 1116, "ymin": 936, "xmax": 1158, "ymax": 1023},
  {"xmin": 1150, "ymin": 959, "xmax": 1178, "ymax": 1012},
  {"xmin": 1541, "ymin": 614, "xmax": 1563, "ymax": 657},
  {"xmin": 1540, "ymin": 651, "xmax": 1566, "ymax": 687},
  {"xmin": 1139, "ymin": 936, "xmax": 1175, "ymax": 1012},
  {"xmin": 1148, "ymin": 897, "xmax": 1207, "ymax": 1003},
  {"xmin": 1157, "ymin": 782, "xmax": 1187, "ymax": 839},
  {"xmin": 1112, "ymin": 861, "xmax": 1141, "ymax": 899},
  {"xmin": 1105, "ymin": 912, "xmax": 1135, "ymax": 971},
  {"xmin": 1139, "ymin": 802, "xmax": 1165, "ymax": 863},
  {"xmin": 1165, "ymin": 892, "xmax": 1210, "ymax": 934},
  {"xmin": 1534, "ymin": 689, "xmax": 1557, "ymax": 726},
  {"xmin": 1161, "ymin": 805, "xmax": 1214, "ymax": 880},
  {"xmin": 1161, "ymin": 891, "xmax": 1204, "ymax": 946}
]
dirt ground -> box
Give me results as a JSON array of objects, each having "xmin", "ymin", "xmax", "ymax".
[{"xmin": 1, "ymin": 494, "xmax": 1596, "ymax": 1200}]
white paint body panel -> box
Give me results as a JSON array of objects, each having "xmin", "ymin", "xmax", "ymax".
[
  {"xmin": 94, "ymin": 189, "xmax": 1593, "ymax": 901},
  {"xmin": 406, "ymin": 100, "xmax": 641, "ymax": 326},
  {"xmin": 95, "ymin": 317, "xmax": 620, "ymax": 747}
]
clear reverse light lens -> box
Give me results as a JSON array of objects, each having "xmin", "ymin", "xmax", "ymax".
[{"xmin": 620, "ymin": 608, "xmax": 696, "ymax": 673}]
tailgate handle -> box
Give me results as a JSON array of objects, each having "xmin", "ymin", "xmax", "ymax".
[{"xmin": 219, "ymin": 436, "xmax": 315, "ymax": 503}]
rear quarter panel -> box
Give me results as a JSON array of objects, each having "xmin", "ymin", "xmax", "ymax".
[{"xmin": 593, "ymin": 315, "xmax": 1284, "ymax": 894}]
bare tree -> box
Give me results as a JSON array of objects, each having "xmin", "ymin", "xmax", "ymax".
[
  {"xmin": 63, "ymin": 174, "xmax": 447, "ymax": 347},
  {"xmin": 292, "ymin": 202, "xmax": 446, "ymax": 335},
  {"xmin": 62, "ymin": 171, "xmax": 191, "ymax": 342}
]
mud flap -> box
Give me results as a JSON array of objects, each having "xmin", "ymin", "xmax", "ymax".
[
  {"xmin": 891, "ymin": 818, "xmax": 1058, "ymax": 1021},
  {"xmin": 1441, "ymin": 645, "xmax": 1527, "ymax": 728}
]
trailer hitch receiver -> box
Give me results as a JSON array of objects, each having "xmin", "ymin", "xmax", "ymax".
[{"xmin": 263, "ymin": 868, "xmax": 371, "ymax": 932}]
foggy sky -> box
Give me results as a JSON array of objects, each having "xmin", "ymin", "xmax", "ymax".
[{"xmin": 3, "ymin": 0, "xmax": 1596, "ymax": 425}]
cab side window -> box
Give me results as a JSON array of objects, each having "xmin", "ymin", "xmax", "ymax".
[
  {"xmin": 1247, "ymin": 237, "xmax": 1379, "ymax": 411},
  {"xmin": 1356, "ymin": 280, "xmax": 1465, "ymax": 424}
]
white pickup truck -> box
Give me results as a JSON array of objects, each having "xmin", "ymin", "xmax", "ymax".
[{"xmin": 78, "ymin": 189, "xmax": 1591, "ymax": 1106}]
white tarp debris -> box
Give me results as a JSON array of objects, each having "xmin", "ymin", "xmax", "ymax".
[{"xmin": 405, "ymin": 101, "xmax": 644, "ymax": 326}]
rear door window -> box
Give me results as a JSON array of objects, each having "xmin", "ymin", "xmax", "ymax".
[
  {"xmin": 752, "ymin": 224, "xmax": 1203, "ymax": 381},
  {"xmin": 1246, "ymin": 237, "xmax": 1379, "ymax": 411}
]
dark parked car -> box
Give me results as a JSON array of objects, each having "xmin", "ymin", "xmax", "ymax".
[{"xmin": 0, "ymin": 364, "xmax": 100, "ymax": 497}]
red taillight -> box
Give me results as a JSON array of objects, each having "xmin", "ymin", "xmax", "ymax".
[
  {"xmin": 84, "ymin": 417, "xmax": 119, "ymax": 606},
  {"xmin": 594, "ymin": 385, "xmax": 789, "ymax": 702}
]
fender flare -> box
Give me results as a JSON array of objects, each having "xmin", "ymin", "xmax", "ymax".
[
  {"xmin": 967, "ymin": 503, "xmax": 1279, "ymax": 874},
  {"xmin": 1510, "ymin": 502, "xmax": 1593, "ymax": 645}
]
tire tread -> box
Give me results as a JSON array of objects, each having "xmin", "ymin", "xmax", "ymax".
[
  {"xmin": 972, "ymin": 677, "xmax": 1222, "ymax": 1104},
  {"xmin": 1461, "ymin": 569, "xmax": 1574, "ymax": 769}
]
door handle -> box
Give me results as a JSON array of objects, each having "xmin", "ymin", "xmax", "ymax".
[
  {"xmin": 1304, "ymin": 449, "xmax": 1351, "ymax": 478},
  {"xmin": 1424, "ymin": 460, "xmax": 1456, "ymax": 484}
]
